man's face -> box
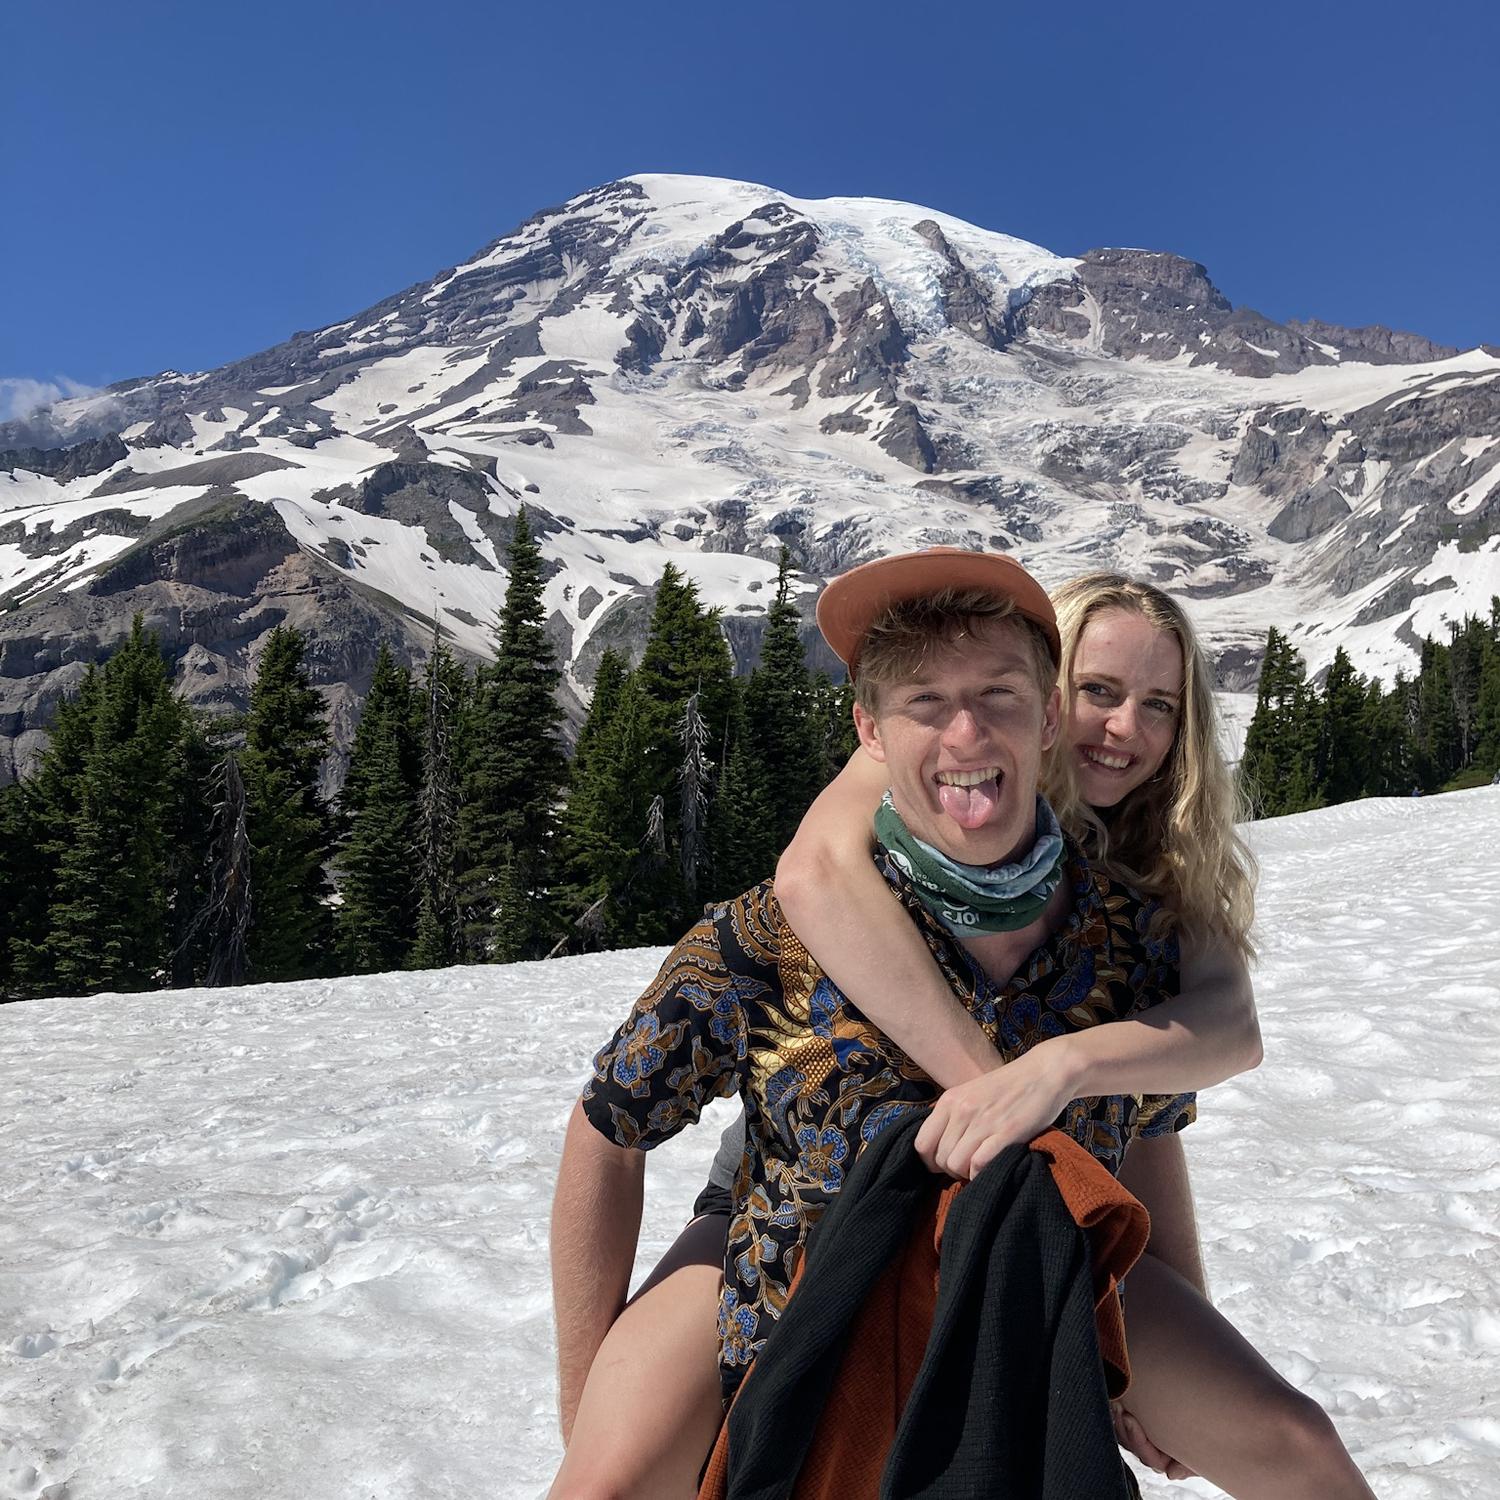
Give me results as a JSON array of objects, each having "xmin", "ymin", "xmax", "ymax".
[{"xmin": 852, "ymin": 618, "xmax": 1060, "ymax": 866}]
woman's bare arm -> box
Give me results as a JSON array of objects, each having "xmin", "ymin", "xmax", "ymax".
[
  {"xmin": 778, "ymin": 757, "xmax": 1263, "ymax": 1177},
  {"xmin": 778, "ymin": 757, "xmax": 1263, "ymax": 1094},
  {"xmin": 775, "ymin": 751, "xmax": 1000, "ymax": 1087}
]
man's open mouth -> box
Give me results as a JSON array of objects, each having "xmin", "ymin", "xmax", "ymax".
[{"xmin": 933, "ymin": 766, "xmax": 1001, "ymax": 829}]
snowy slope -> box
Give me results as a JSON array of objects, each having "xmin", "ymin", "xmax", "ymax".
[
  {"xmin": 3, "ymin": 788, "xmax": 1498, "ymax": 1498},
  {"xmin": 2, "ymin": 174, "xmax": 1497, "ymax": 784}
]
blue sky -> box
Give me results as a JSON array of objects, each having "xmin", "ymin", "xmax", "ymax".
[{"xmin": 4, "ymin": 0, "xmax": 1496, "ymax": 412}]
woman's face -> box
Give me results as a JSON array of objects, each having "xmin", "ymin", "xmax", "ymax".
[{"xmin": 1066, "ymin": 608, "xmax": 1184, "ymax": 809}]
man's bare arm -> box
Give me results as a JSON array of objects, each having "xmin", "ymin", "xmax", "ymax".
[{"xmin": 550, "ymin": 1100, "xmax": 646, "ymax": 1443}]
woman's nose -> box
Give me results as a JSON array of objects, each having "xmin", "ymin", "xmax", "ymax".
[{"xmin": 1105, "ymin": 701, "xmax": 1139, "ymax": 741}]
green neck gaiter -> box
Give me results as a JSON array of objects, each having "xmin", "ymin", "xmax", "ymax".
[{"xmin": 873, "ymin": 792, "xmax": 1065, "ymax": 936}]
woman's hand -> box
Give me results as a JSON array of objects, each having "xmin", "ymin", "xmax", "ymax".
[
  {"xmin": 1111, "ymin": 1400, "xmax": 1198, "ymax": 1480},
  {"xmin": 913, "ymin": 1039, "xmax": 1077, "ymax": 1180}
]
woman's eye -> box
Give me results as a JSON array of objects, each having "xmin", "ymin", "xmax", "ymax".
[
  {"xmin": 1145, "ymin": 699, "xmax": 1177, "ymax": 716},
  {"xmin": 1079, "ymin": 683, "xmax": 1111, "ymax": 699}
]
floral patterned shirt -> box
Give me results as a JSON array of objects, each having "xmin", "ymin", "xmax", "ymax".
[{"xmin": 580, "ymin": 843, "xmax": 1190, "ymax": 1398}]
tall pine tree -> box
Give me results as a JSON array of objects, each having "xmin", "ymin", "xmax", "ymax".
[
  {"xmin": 739, "ymin": 547, "xmax": 824, "ymax": 857},
  {"xmin": 43, "ymin": 618, "xmax": 192, "ymax": 995},
  {"xmin": 242, "ymin": 626, "xmax": 334, "ymax": 982},
  {"xmin": 334, "ymin": 644, "xmax": 421, "ymax": 973},
  {"xmin": 455, "ymin": 506, "xmax": 568, "ymax": 959},
  {"xmin": 409, "ymin": 630, "xmax": 469, "ymax": 970}
]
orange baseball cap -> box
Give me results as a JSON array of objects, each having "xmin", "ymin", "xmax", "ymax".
[{"xmin": 816, "ymin": 546, "xmax": 1060, "ymax": 677}]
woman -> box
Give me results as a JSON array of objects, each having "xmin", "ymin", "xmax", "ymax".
[{"xmin": 552, "ymin": 575, "xmax": 1374, "ymax": 1500}]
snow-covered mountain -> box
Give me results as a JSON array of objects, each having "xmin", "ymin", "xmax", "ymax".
[
  {"xmin": 4, "ymin": 787, "xmax": 1499, "ymax": 1499},
  {"xmin": 3, "ymin": 174, "xmax": 1498, "ymax": 779}
]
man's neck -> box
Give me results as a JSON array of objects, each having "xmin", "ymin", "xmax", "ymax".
[{"xmin": 954, "ymin": 876, "xmax": 1072, "ymax": 988}]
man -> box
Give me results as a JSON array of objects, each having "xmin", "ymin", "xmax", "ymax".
[{"xmin": 549, "ymin": 549, "xmax": 1190, "ymax": 1494}]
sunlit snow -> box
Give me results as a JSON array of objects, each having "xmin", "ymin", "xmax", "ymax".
[{"xmin": 3, "ymin": 789, "xmax": 1498, "ymax": 1498}]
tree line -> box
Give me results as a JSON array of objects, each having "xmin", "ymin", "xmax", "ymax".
[
  {"xmin": 0, "ymin": 511, "xmax": 855, "ymax": 1002},
  {"xmin": 1240, "ymin": 601, "xmax": 1500, "ymax": 817}
]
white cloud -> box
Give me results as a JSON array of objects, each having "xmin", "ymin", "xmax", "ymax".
[{"xmin": 0, "ymin": 376, "xmax": 99, "ymax": 425}]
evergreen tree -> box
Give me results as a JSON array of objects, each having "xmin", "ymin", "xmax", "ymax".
[
  {"xmin": 180, "ymin": 747, "xmax": 254, "ymax": 987},
  {"xmin": 811, "ymin": 672, "xmax": 860, "ymax": 784},
  {"xmin": 1241, "ymin": 628, "xmax": 1325, "ymax": 817},
  {"xmin": 6, "ymin": 666, "xmax": 103, "ymax": 995},
  {"xmin": 456, "ymin": 507, "xmax": 567, "ymax": 959},
  {"xmin": 242, "ymin": 626, "xmax": 334, "ymax": 982},
  {"xmin": 45, "ymin": 618, "xmax": 192, "ymax": 995},
  {"xmin": 1414, "ymin": 637, "xmax": 1460, "ymax": 790},
  {"xmin": 0, "ymin": 781, "xmax": 35, "ymax": 1001},
  {"xmin": 1359, "ymin": 679, "xmax": 1413, "ymax": 797},
  {"xmin": 1475, "ymin": 631, "xmax": 1500, "ymax": 777},
  {"xmin": 740, "ymin": 547, "xmax": 824, "ymax": 856},
  {"xmin": 709, "ymin": 686, "xmax": 776, "ymax": 895},
  {"xmin": 1315, "ymin": 647, "xmax": 1368, "ymax": 805},
  {"xmin": 678, "ymin": 691, "xmax": 711, "ymax": 906},
  {"xmin": 409, "ymin": 633, "xmax": 468, "ymax": 971},
  {"xmin": 492, "ymin": 844, "xmax": 531, "ymax": 964},
  {"xmin": 627, "ymin": 564, "xmax": 735, "ymax": 933},
  {"xmin": 555, "ymin": 650, "xmax": 638, "ymax": 950},
  {"xmin": 1450, "ymin": 617, "xmax": 1486, "ymax": 766},
  {"xmin": 334, "ymin": 644, "xmax": 421, "ymax": 973},
  {"xmin": 635, "ymin": 563, "xmax": 737, "ymax": 779}
]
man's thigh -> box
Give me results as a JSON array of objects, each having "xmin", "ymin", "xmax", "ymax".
[{"xmin": 550, "ymin": 1212, "xmax": 727, "ymax": 1500}]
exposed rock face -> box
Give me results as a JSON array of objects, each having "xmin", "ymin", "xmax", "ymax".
[
  {"xmin": 1269, "ymin": 479, "xmax": 1352, "ymax": 542},
  {"xmin": 1020, "ymin": 248, "xmax": 1459, "ymax": 379},
  {"xmin": 0, "ymin": 498, "xmax": 462, "ymax": 789},
  {"xmin": 0, "ymin": 433, "xmax": 129, "ymax": 481},
  {"xmin": 913, "ymin": 219, "xmax": 1012, "ymax": 349}
]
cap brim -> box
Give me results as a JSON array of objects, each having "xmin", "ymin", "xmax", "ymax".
[{"xmin": 816, "ymin": 547, "xmax": 1060, "ymax": 674}]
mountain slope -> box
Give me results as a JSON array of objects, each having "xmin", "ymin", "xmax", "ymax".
[{"xmin": 3, "ymin": 174, "xmax": 1497, "ymax": 779}]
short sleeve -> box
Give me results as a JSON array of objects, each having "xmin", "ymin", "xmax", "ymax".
[
  {"xmin": 1136, "ymin": 1091, "xmax": 1197, "ymax": 1137},
  {"xmin": 580, "ymin": 890, "xmax": 774, "ymax": 1151}
]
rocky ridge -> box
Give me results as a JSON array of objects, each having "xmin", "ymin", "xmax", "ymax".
[{"xmin": 2, "ymin": 173, "xmax": 1496, "ymax": 783}]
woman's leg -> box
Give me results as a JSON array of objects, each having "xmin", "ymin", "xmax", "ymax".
[
  {"xmin": 549, "ymin": 1212, "xmax": 729, "ymax": 1500},
  {"xmin": 1120, "ymin": 1252, "xmax": 1376, "ymax": 1499}
]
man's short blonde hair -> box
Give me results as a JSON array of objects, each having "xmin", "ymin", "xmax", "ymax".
[{"xmin": 853, "ymin": 586, "xmax": 1059, "ymax": 714}]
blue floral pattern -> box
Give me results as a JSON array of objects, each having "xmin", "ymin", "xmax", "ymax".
[{"xmin": 580, "ymin": 842, "xmax": 1190, "ymax": 1399}]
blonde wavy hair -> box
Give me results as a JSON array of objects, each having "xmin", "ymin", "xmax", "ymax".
[{"xmin": 1042, "ymin": 574, "xmax": 1258, "ymax": 959}]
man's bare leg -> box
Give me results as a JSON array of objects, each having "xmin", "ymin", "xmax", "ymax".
[
  {"xmin": 1121, "ymin": 1252, "xmax": 1376, "ymax": 1499},
  {"xmin": 549, "ymin": 1212, "xmax": 728, "ymax": 1500}
]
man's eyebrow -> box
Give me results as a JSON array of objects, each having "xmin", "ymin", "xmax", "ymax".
[{"xmin": 906, "ymin": 656, "xmax": 1036, "ymax": 685}]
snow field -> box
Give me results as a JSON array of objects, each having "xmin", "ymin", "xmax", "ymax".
[{"xmin": 3, "ymin": 789, "xmax": 1498, "ymax": 1497}]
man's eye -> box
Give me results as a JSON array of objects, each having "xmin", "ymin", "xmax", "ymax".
[{"xmin": 983, "ymin": 685, "xmax": 1016, "ymax": 696}]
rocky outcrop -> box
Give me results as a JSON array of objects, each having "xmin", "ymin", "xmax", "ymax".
[
  {"xmin": 0, "ymin": 497, "xmax": 470, "ymax": 790},
  {"xmin": 0, "ymin": 432, "xmax": 128, "ymax": 480},
  {"xmin": 1020, "ymin": 248, "xmax": 1457, "ymax": 380},
  {"xmin": 1269, "ymin": 479, "xmax": 1352, "ymax": 542},
  {"xmin": 913, "ymin": 220, "xmax": 1011, "ymax": 349}
]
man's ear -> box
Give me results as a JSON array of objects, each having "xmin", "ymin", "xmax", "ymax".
[
  {"xmin": 852, "ymin": 700, "xmax": 887, "ymax": 764},
  {"xmin": 1040, "ymin": 684, "xmax": 1061, "ymax": 752}
]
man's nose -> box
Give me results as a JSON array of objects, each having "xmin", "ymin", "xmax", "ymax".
[{"xmin": 942, "ymin": 704, "xmax": 985, "ymax": 744}]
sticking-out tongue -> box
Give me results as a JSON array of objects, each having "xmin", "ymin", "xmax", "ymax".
[{"xmin": 936, "ymin": 777, "xmax": 1000, "ymax": 830}]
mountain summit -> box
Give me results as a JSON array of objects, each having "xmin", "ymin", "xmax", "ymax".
[{"xmin": 2, "ymin": 173, "xmax": 1497, "ymax": 780}]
